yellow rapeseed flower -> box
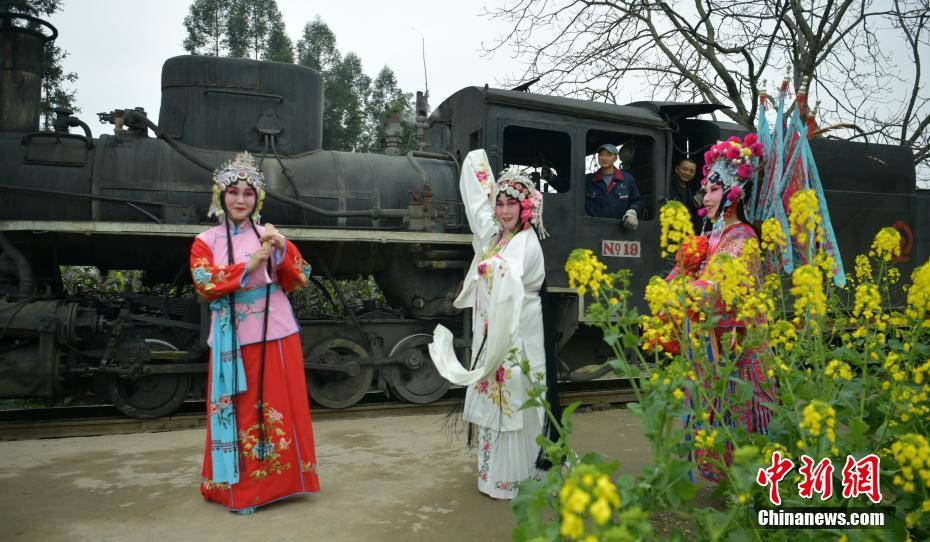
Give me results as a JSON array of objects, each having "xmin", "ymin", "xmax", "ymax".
[
  {"xmin": 853, "ymin": 282, "xmax": 882, "ymax": 321},
  {"xmin": 761, "ymin": 218, "xmax": 787, "ymax": 251},
  {"xmin": 659, "ymin": 201, "xmax": 695, "ymax": 258},
  {"xmin": 854, "ymin": 254, "xmax": 873, "ymax": 283},
  {"xmin": 769, "ymin": 320, "xmax": 798, "ymax": 350},
  {"xmin": 703, "ymin": 254, "xmax": 752, "ymax": 310},
  {"xmin": 589, "ymin": 498, "xmax": 612, "ymax": 526},
  {"xmin": 560, "ymin": 511, "xmax": 585, "ymax": 539},
  {"xmin": 788, "ymin": 189, "xmax": 822, "ymax": 248},
  {"xmin": 790, "ymin": 265, "xmax": 826, "ymax": 318},
  {"xmin": 566, "ymin": 249, "xmax": 610, "ymax": 297},
  {"xmin": 800, "ymin": 400, "xmax": 837, "ymax": 443},
  {"xmin": 889, "ymin": 434, "xmax": 930, "ymax": 493},
  {"xmin": 825, "ymin": 359, "xmax": 853, "ymax": 381},
  {"xmin": 869, "ymin": 227, "xmax": 902, "ymax": 262},
  {"xmin": 906, "ymin": 261, "xmax": 930, "ymax": 322}
]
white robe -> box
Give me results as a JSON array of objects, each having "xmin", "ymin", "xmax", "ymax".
[{"xmin": 429, "ymin": 149, "xmax": 546, "ymax": 499}]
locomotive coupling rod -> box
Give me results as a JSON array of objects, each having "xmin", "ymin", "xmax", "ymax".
[
  {"xmin": 98, "ymin": 362, "xmax": 206, "ymax": 375},
  {"xmin": 265, "ymin": 189, "xmax": 408, "ymax": 219},
  {"xmin": 141, "ymin": 362, "xmax": 207, "ymax": 374}
]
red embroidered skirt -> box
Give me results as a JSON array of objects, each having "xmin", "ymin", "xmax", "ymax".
[{"xmin": 201, "ymin": 333, "xmax": 320, "ymax": 510}]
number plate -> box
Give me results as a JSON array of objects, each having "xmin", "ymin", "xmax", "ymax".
[{"xmin": 601, "ymin": 240, "xmax": 641, "ymax": 258}]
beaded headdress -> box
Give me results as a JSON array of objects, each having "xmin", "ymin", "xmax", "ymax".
[
  {"xmin": 700, "ymin": 134, "xmax": 762, "ymax": 246},
  {"xmin": 494, "ymin": 167, "xmax": 549, "ymax": 239},
  {"xmin": 208, "ymin": 151, "xmax": 267, "ymax": 223}
]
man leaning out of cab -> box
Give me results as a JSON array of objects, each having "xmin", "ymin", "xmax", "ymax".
[{"xmin": 584, "ymin": 143, "xmax": 642, "ymax": 230}]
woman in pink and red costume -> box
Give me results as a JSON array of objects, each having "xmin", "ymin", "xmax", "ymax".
[
  {"xmin": 672, "ymin": 135, "xmax": 777, "ymax": 482},
  {"xmin": 190, "ymin": 151, "xmax": 319, "ymax": 514}
]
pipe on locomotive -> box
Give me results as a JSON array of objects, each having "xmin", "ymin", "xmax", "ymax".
[{"xmin": 118, "ymin": 109, "xmax": 453, "ymax": 221}]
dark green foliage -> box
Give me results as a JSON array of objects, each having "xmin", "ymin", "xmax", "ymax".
[
  {"xmin": 183, "ymin": 6, "xmax": 415, "ymax": 152},
  {"xmin": 362, "ymin": 66, "xmax": 416, "ymax": 153},
  {"xmin": 288, "ymin": 275, "xmax": 385, "ymax": 319},
  {"xmin": 182, "ymin": 0, "xmax": 231, "ymax": 56},
  {"xmin": 296, "ymin": 17, "xmax": 417, "ymax": 152},
  {"xmin": 183, "ymin": 0, "xmax": 292, "ymax": 61},
  {"xmin": 295, "ymin": 16, "xmax": 339, "ymax": 72}
]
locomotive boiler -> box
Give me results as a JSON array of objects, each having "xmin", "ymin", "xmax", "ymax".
[{"xmin": 1, "ymin": 11, "xmax": 928, "ymax": 418}]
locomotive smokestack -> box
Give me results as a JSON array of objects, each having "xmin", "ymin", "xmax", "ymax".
[{"xmin": 0, "ymin": 10, "xmax": 57, "ymax": 132}]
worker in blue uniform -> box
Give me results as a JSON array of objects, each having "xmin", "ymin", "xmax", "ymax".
[{"xmin": 584, "ymin": 143, "xmax": 642, "ymax": 229}]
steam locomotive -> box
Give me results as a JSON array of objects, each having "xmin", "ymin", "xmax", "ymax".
[{"xmin": 1, "ymin": 12, "xmax": 927, "ymax": 418}]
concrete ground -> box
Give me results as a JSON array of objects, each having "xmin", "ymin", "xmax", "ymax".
[{"xmin": 0, "ymin": 406, "xmax": 650, "ymax": 542}]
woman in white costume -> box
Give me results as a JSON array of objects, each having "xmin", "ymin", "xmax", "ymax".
[{"xmin": 429, "ymin": 149, "xmax": 550, "ymax": 500}]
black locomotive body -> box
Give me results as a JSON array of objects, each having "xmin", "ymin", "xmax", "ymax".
[{"xmin": 1, "ymin": 13, "xmax": 927, "ymax": 417}]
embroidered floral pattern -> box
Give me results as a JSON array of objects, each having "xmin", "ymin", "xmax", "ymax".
[
  {"xmin": 209, "ymin": 394, "xmax": 235, "ymax": 429},
  {"xmin": 239, "ymin": 402, "xmax": 293, "ymax": 479},
  {"xmin": 200, "ymin": 477, "xmax": 231, "ymax": 491},
  {"xmin": 191, "ymin": 256, "xmax": 231, "ymax": 295},
  {"xmin": 477, "ymin": 428, "xmax": 492, "ymax": 482},
  {"xmin": 475, "ymin": 162, "xmax": 493, "ymax": 196},
  {"xmin": 473, "ymin": 364, "xmax": 514, "ymax": 417},
  {"xmin": 495, "ymin": 480, "xmax": 519, "ymax": 492},
  {"xmin": 299, "ymin": 258, "xmax": 312, "ymax": 285},
  {"xmin": 301, "ymin": 461, "xmax": 317, "ymax": 474}
]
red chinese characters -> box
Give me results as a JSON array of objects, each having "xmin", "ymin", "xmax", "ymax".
[
  {"xmin": 797, "ymin": 455, "xmax": 834, "ymax": 500},
  {"xmin": 756, "ymin": 451, "xmax": 795, "ymax": 505},
  {"xmin": 756, "ymin": 452, "xmax": 883, "ymax": 505},
  {"xmin": 841, "ymin": 454, "xmax": 883, "ymax": 504}
]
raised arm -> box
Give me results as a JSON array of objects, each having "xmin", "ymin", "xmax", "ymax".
[
  {"xmin": 460, "ymin": 149, "xmax": 499, "ymax": 247},
  {"xmin": 189, "ymin": 237, "xmax": 247, "ymax": 302}
]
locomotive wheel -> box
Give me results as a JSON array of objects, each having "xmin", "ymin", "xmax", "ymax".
[
  {"xmin": 306, "ymin": 337, "xmax": 373, "ymax": 409},
  {"xmin": 107, "ymin": 338, "xmax": 191, "ymax": 419},
  {"xmin": 385, "ymin": 333, "xmax": 450, "ymax": 404}
]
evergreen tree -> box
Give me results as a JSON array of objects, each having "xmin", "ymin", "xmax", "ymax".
[
  {"xmin": 295, "ymin": 16, "xmax": 339, "ymax": 72},
  {"xmin": 362, "ymin": 66, "xmax": 414, "ymax": 152},
  {"xmin": 322, "ymin": 52, "xmax": 369, "ymax": 151},
  {"xmin": 265, "ymin": 25, "xmax": 294, "ymax": 63},
  {"xmin": 183, "ymin": 0, "xmax": 292, "ymax": 61},
  {"xmin": 2, "ymin": 0, "xmax": 79, "ymax": 130},
  {"xmin": 182, "ymin": 0, "xmax": 231, "ymax": 56}
]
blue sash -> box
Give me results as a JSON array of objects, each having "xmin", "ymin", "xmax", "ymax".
[{"xmin": 208, "ymin": 284, "xmax": 278, "ymax": 485}]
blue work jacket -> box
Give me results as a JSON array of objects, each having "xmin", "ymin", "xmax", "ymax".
[{"xmin": 584, "ymin": 169, "xmax": 642, "ymax": 219}]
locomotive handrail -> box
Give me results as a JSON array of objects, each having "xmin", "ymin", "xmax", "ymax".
[
  {"xmin": 264, "ymin": 189, "xmax": 409, "ymax": 219},
  {"xmin": 0, "ymin": 184, "xmax": 170, "ymax": 208},
  {"xmin": 203, "ymin": 89, "xmax": 285, "ymax": 102},
  {"xmin": 21, "ymin": 132, "xmax": 93, "ymax": 150}
]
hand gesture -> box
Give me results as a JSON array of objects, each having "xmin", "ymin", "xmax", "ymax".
[
  {"xmin": 246, "ymin": 244, "xmax": 272, "ymax": 273},
  {"xmin": 260, "ymin": 223, "xmax": 286, "ymax": 250}
]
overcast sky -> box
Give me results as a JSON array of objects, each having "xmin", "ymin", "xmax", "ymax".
[{"xmin": 46, "ymin": 0, "xmax": 528, "ymax": 137}]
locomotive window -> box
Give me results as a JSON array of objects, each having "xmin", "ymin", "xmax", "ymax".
[
  {"xmin": 501, "ymin": 125, "xmax": 571, "ymax": 194},
  {"xmin": 584, "ymin": 130, "xmax": 656, "ymax": 220}
]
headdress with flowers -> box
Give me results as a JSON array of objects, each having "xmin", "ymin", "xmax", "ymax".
[
  {"xmin": 493, "ymin": 167, "xmax": 549, "ymax": 239},
  {"xmin": 208, "ymin": 151, "xmax": 267, "ymax": 223},
  {"xmin": 699, "ymin": 133, "xmax": 763, "ymax": 245}
]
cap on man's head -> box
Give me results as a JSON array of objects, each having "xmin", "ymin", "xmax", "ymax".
[{"xmin": 597, "ymin": 143, "xmax": 619, "ymax": 155}]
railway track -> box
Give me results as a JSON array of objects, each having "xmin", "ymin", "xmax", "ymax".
[{"xmin": 0, "ymin": 380, "xmax": 637, "ymax": 441}]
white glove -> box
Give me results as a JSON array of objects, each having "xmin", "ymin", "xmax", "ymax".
[{"xmin": 622, "ymin": 209, "xmax": 638, "ymax": 230}]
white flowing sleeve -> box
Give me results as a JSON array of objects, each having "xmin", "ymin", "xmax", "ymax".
[
  {"xmin": 459, "ymin": 149, "xmax": 498, "ymax": 249},
  {"xmin": 428, "ymin": 236, "xmax": 527, "ymax": 387}
]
